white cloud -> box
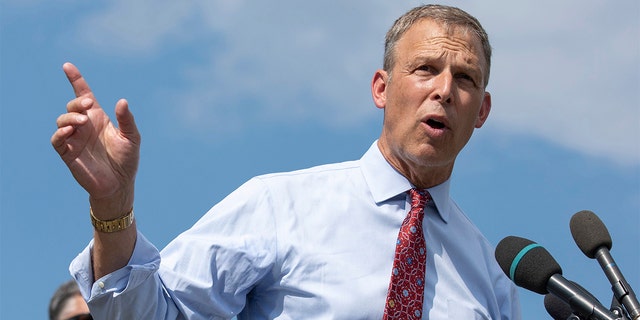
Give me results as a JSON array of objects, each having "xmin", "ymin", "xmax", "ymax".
[
  {"xmin": 482, "ymin": 2, "xmax": 640, "ymax": 166},
  {"xmin": 70, "ymin": 0, "xmax": 639, "ymax": 165},
  {"xmin": 75, "ymin": 0, "xmax": 197, "ymax": 54}
]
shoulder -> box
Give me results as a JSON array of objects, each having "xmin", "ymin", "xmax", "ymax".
[{"xmin": 253, "ymin": 159, "xmax": 362, "ymax": 185}]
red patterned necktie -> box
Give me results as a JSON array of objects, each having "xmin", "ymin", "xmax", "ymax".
[{"xmin": 383, "ymin": 188, "xmax": 430, "ymax": 319}]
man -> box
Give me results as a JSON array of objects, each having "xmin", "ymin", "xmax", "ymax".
[
  {"xmin": 52, "ymin": 4, "xmax": 520, "ymax": 319},
  {"xmin": 49, "ymin": 280, "xmax": 92, "ymax": 320}
]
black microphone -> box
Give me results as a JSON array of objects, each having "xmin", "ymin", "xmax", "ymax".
[
  {"xmin": 545, "ymin": 293, "xmax": 582, "ymax": 320},
  {"xmin": 495, "ymin": 236, "xmax": 619, "ymax": 320},
  {"xmin": 570, "ymin": 210, "xmax": 640, "ymax": 320}
]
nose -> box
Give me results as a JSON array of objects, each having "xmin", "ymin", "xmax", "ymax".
[{"xmin": 430, "ymin": 71, "xmax": 453, "ymax": 104}]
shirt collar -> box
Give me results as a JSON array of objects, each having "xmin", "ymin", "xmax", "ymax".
[{"xmin": 361, "ymin": 140, "xmax": 451, "ymax": 222}]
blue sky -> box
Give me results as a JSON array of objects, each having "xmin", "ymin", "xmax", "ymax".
[{"xmin": 1, "ymin": 1, "xmax": 638, "ymax": 319}]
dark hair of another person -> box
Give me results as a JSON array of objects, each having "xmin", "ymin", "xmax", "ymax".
[{"xmin": 49, "ymin": 279, "xmax": 81, "ymax": 320}]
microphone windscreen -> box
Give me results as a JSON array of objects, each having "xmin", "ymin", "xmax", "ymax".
[
  {"xmin": 495, "ymin": 236, "xmax": 562, "ymax": 294},
  {"xmin": 570, "ymin": 210, "xmax": 612, "ymax": 259},
  {"xmin": 544, "ymin": 293, "xmax": 574, "ymax": 320}
]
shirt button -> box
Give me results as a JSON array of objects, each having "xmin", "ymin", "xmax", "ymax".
[{"xmin": 98, "ymin": 281, "xmax": 105, "ymax": 289}]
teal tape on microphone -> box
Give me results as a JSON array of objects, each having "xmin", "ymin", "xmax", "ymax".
[{"xmin": 510, "ymin": 243, "xmax": 541, "ymax": 280}]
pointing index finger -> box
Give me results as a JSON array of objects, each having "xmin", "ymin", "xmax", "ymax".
[{"xmin": 63, "ymin": 62, "xmax": 94, "ymax": 98}]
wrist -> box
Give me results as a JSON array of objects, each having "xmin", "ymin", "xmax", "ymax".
[{"xmin": 89, "ymin": 187, "xmax": 135, "ymax": 220}]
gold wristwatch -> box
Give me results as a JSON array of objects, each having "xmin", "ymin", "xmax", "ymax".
[{"xmin": 90, "ymin": 208, "xmax": 134, "ymax": 233}]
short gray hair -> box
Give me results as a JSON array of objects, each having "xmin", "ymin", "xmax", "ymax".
[{"xmin": 383, "ymin": 4, "xmax": 492, "ymax": 87}]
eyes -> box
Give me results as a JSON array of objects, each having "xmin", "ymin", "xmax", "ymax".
[{"xmin": 414, "ymin": 65, "xmax": 480, "ymax": 88}]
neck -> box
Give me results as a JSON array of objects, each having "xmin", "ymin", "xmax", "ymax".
[{"xmin": 377, "ymin": 141, "xmax": 453, "ymax": 189}]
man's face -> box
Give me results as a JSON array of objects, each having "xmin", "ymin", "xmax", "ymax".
[{"xmin": 372, "ymin": 19, "xmax": 491, "ymax": 186}]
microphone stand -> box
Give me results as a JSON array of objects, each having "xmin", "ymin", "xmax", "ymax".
[
  {"xmin": 610, "ymin": 296, "xmax": 631, "ymax": 320},
  {"xmin": 595, "ymin": 247, "xmax": 640, "ymax": 319}
]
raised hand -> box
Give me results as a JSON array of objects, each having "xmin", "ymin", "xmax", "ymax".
[{"xmin": 51, "ymin": 62, "xmax": 140, "ymax": 217}]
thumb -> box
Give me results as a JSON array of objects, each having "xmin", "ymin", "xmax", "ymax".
[{"xmin": 114, "ymin": 99, "xmax": 140, "ymax": 140}]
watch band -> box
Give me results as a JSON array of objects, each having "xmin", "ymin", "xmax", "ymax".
[{"xmin": 90, "ymin": 207, "xmax": 134, "ymax": 233}]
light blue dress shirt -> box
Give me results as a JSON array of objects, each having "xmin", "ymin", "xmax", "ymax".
[{"xmin": 71, "ymin": 141, "xmax": 521, "ymax": 319}]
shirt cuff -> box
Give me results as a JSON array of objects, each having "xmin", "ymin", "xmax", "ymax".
[{"xmin": 69, "ymin": 231, "xmax": 161, "ymax": 301}]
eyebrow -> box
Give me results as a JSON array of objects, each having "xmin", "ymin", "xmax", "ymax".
[{"xmin": 404, "ymin": 52, "xmax": 486, "ymax": 85}]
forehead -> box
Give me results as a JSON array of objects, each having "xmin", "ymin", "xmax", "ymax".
[{"xmin": 396, "ymin": 19, "xmax": 486, "ymax": 71}]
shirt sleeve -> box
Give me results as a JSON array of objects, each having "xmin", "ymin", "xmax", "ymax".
[
  {"xmin": 69, "ymin": 232, "xmax": 183, "ymax": 319},
  {"xmin": 158, "ymin": 177, "xmax": 278, "ymax": 318},
  {"xmin": 69, "ymin": 177, "xmax": 278, "ymax": 319}
]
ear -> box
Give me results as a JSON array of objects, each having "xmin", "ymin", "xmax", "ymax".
[
  {"xmin": 474, "ymin": 91, "xmax": 491, "ymax": 128},
  {"xmin": 371, "ymin": 69, "xmax": 388, "ymax": 109}
]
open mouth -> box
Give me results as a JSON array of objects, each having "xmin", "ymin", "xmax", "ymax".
[{"xmin": 426, "ymin": 118, "xmax": 446, "ymax": 129}]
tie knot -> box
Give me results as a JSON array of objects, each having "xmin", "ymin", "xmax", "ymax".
[{"xmin": 409, "ymin": 188, "xmax": 430, "ymax": 209}]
